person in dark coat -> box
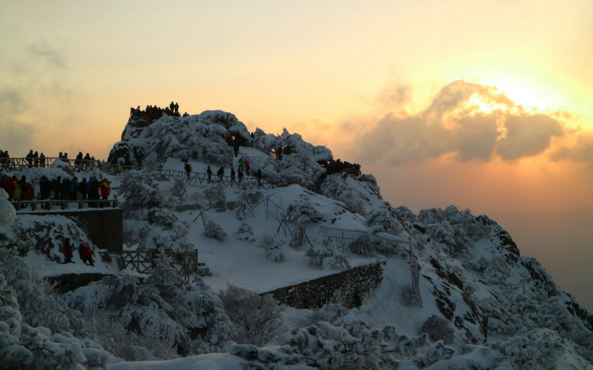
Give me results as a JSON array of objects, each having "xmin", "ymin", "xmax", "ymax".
[
  {"xmin": 26, "ymin": 150, "xmax": 34, "ymax": 168},
  {"xmin": 238, "ymin": 169, "xmax": 244, "ymax": 184},
  {"xmin": 62, "ymin": 238, "xmax": 74, "ymax": 263},
  {"xmin": 33, "ymin": 151, "xmax": 39, "ymax": 167},
  {"xmin": 69, "ymin": 177, "xmax": 80, "ymax": 200},
  {"xmin": 79, "ymin": 243, "xmax": 94, "ymax": 266},
  {"xmin": 206, "ymin": 166, "xmax": 212, "ymax": 183},
  {"xmin": 217, "ymin": 167, "xmax": 224, "ymax": 182},
  {"xmin": 79, "ymin": 178, "xmax": 88, "ymax": 200},
  {"xmin": 230, "ymin": 168, "xmax": 236, "ymax": 187},
  {"xmin": 89, "ymin": 178, "xmax": 101, "ymax": 207}
]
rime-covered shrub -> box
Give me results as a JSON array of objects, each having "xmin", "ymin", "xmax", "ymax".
[
  {"xmin": 235, "ymin": 191, "xmax": 254, "ymax": 220},
  {"xmin": 0, "ymin": 269, "xmax": 111, "ymax": 369},
  {"xmin": 93, "ymin": 319, "xmax": 177, "ymax": 361},
  {"xmin": 218, "ymin": 284, "xmax": 284, "ymax": 347},
  {"xmin": 0, "ymin": 188, "xmax": 16, "ymax": 228},
  {"xmin": 258, "ymin": 234, "xmax": 285, "ymax": 262},
  {"xmin": 306, "ymin": 229, "xmax": 350, "ymax": 269},
  {"xmin": 365, "ymin": 209, "xmax": 402, "ymax": 234},
  {"xmin": 205, "ymin": 221, "xmax": 228, "ymax": 241},
  {"xmin": 0, "ymin": 248, "xmax": 86, "ymax": 334},
  {"xmin": 285, "ymin": 203, "xmax": 322, "ymax": 226},
  {"xmin": 418, "ymin": 208, "xmax": 445, "ymax": 225},
  {"xmin": 170, "ymin": 176, "xmax": 188, "ymax": 203},
  {"xmin": 348, "ymin": 233, "xmax": 377, "ymax": 257},
  {"xmin": 204, "ymin": 183, "xmax": 226, "ymax": 210},
  {"xmin": 321, "ymin": 174, "xmax": 366, "ymax": 215},
  {"xmin": 420, "ymin": 315, "xmax": 455, "ymax": 344},
  {"xmin": 400, "ymin": 285, "xmax": 421, "ymax": 306},
  {"xmin": 120, "ymin": 170, "xmax": 167, "ymax": 207},
  {"xmin": 64, "ymin": 259, "xmax": 233, "ymax": 356},
  {"xmin": 483, "ymin": 257, "xmax": 511, "ymax": 287},
  {"xmin": 393, "ymin": 205, "xmax": 416, "ymax": 223},
  {"xmin": 234, "ymin": 223, "xmax": 256, "ymax": 242}
]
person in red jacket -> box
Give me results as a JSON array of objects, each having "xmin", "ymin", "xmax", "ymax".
[
  {"xmin": 100, "ymin": 178, "xmax": 111, "ymax": 199},
  {"xmin": 245, "ymin": 160, "xmax": 250, "ymax": 176},
  {"xmin": 79, "ymin": 243, "xmax": 94, "ymax": 266},
  {"xmin": 39, "ymin": 153, "xmax": 46, "ymax": 168},
  {"xmin": 62, "ymin": 238, "xmax": 74, "ymax": 264}
]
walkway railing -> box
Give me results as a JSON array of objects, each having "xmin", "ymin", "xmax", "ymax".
[
  {"xmin": 320, "ymin": 226, "xmax": 422, "ymax": 307},
  {"xmin": 159, "ymin": 169, "xmax": 304, "ymax": 190},
  {"xmin": 116, "ymin": 248, "xmax": 199, "ymax": 280},
  {"xmin": 10, "ymin": 198, "xmax": 119, "ymax": 212}
]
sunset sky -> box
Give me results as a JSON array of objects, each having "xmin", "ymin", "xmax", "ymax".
[{"xmin": 1, "ymin": 0, "xmax": 592, "ymax": 307}]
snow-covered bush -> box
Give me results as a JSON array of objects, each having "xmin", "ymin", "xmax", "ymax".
[
  {"xmin": 0, "ymin": 188, "xmax": 16, "ymax": 228},
  {"xmin": 483, "ymin": 256, "xmax": 512, "ymax": 287},
  {"xmin": 93, "ymin": 319, "xmax": 177, "ymax": 361},
  {"xmin": 321, "ymin": 174, "xmax": 366, "ymax": 215},
  {"xmin": 420, "ymin": 315, "xmax": 455, "ymax": 344},
  {"xmin": 64, "ymin": 258, "xmax": 233, "ymax": 356},
  {"xmin": 393, "ymin": 205, "xmax": 416, "ymax": 223},
  {"xmin": 235, "ymin": 191, "xmax": 254, "ymax": 220},
  {"xmin": 170, "ymin": 176, "xmax": 188, "ymax": 203},
  {"xmin": 204, "ymin": 221, "xmax": 228, "ymax": 242},
  {"xmin": 203, "ymin": 183, "xmax": 226, "ymax": 210},
  {"xmin": 234, "ymin": 223, "xmax": 256, "ymax": 242},
  {"xmin": 365, "ymin": 209, "xmax": 402, "ymax": 234},
  {"xmin": 418, "ymin": 207, "xmax": 446, "ymax": 225},
  {"xmin": 306, "ymin": 228, "xmax": 350, "ymax": 270},
  {"xmin": 218, "ymin": 284, "xmax": 284, "ymax": 347},
  {"xmin": 285, "ymin": 203, "xmax": 321, "ymax": 249},
  {"xmin": 0, "ymin": 269, "xmax": 111, "ymax": 369},
  {"xmin": 0, "ymin": 248, "xmax": 86, "ymax": 334},
  {"xmin": 258, "ymin": 234, "xmax": 285, "ymax": 262},
  {"xmin": 347, "ymin": 233, "xmax": 377, "ymax": 257},
  {"xmin": 121, "ymin": 170, "xmax": 194, "ymax": 252},
  {"xmin": 400, "ymin": 284, "xmax": 421, "ymax": 306}
]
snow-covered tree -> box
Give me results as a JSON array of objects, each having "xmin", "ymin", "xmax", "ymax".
[
  {"xmin": 204, "ymin": 221, "xmax": 228, "ymax": 242},
  {"xmin": 218, "ymin": 284, "xmax": 284, "ymax": 347},
  {"xmin": 348, "ymin": 233, "xmax": 378, "ymax": 257},
  {"xmin": 235, "ymin": 191, "xmax": 254, "ymax": 220},
  {"xmin": 365, "ymin": 209, "xmax": 402, "ymax": 234},
  {"xmin": 234, "ymin": 223, "xmax": 256, "ymax": 242},
  {"xmin": 203, "ymin": 183, "xmax": 226, "ymax": 210},
  {"xmin": 170, "ymin": 176, "xmax": 188, "ymax": 204},
  {"xmin": 420, "ymin": 315, "xmax": 455, "ymax": 344},
  {"xmin": 285, "ymin": 203, "xmax": 322, "ymax": 249},
  {"xmin": 258, "ymin": 234, "xmax": 285, "ymax": 262},
  {"xmin": 307, "ymin": 229, "xmax": 351, "ymax": 269},
  {"xmin": 0, "ymin": 188, "xmax": 16, "ymax": 228},
  {"xmin": 393, "ymin": 205, "xmax": 416, "ymax": 223},
  {"xmin": 64, "ymin": 258, "xmax": 233, "ymax": 356},
  {"xmin": 321, "ymin": 174, "xmax": 366, "ymax": 215}
]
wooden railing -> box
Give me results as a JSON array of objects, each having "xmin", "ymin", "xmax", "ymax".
[
  {"xmin": 10, "ymin": 198, "xmax": 119, "ymax": 212},
  {"xmin": 117, "ymin": 248, "xmax": 199, "ymax": 280}
]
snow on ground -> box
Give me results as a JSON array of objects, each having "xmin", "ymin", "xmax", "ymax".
[{"xmin": 108, "ymin": 353, "xmax": 246, "ymax": 370}]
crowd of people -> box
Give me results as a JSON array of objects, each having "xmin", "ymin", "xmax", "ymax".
[
  {"xmin": 0, "ymin": 149, "xmax": 101, "ymax": 171},
  {"xmin": 1, "ymin": 174, "xmax": 112, "ymax": 208},
  {"xmin": 130, "ymin": 102, "xmax": 188, "ymax": 120},
  {"xmin": 320, "ymin": 158, "xmax": 361, "ymax": 176}
]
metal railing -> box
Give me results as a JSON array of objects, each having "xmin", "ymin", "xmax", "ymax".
[
  {"xmin": 159, "ymin": 169, "xmax": 304, "ymax": 190},
  {"xmin": 10, "ymin": 198, "xmax": 119, "ymax": 212}
]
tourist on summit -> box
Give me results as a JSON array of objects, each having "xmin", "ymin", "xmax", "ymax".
[
  {"xmin": 79, "ymin": 178, "xmax": 88, "ymax": 200},
  {"xmin": 100, "ymin": 178, "xmax": 111, "ymax": 200},
  {"xmin": 174, "ymin": 102, "xmax": 179, "ymax": 114},
  {"xmin": 245, "ymin": 160, "xmax": 250, "ymax": 176},
  {"xmin": 170, "ymin": 101, "xmax": 175, "ymax": 112},
  {"xmin": 60, "ymin": 178, "xmax": 70, "ymax": 201},
  {"xmin": 33, "ymin": 151, "xmax": 39, "ymax": 167},
  {"xmin": 39, "ymin": 153, "xmax": 46, "ymax": 167},
  {"xmin": 79, "ymin": 243, "xmax": 94, "ymax": 266},
  {"xmin": 26, "ymin": 150, "xmax": 33, "ymax": 168},
  {"xmin": 238, "ymin": 169, "xmax": 244, "ymax": 184},
  {"xmin": 89, "ymin": 177, "xmax": 101, "ymax": 207},
  {"xmin": 206, "ymin": 166, "xmax": 213, "ymax": 183},
  {"xmin": 62, "ymin": 238, "xmax": 74, "ymax": 264},
  {"xmin": 184, "ymin": 162, "xmax": 192, "ymax": 181},
  {"xmin": 183, "ymin": 112, "xmax": 189, "ymax": 117},
  {"xmin": 230, "ymin": 168, "xmax": 236, "ymax": 187},
  {"xmin": 217, "ymin": 167, "xmax": 224, "ymax": 182},
  {"xmin": 238, "ymin": 157, "xmax": 244, "ymax": 172},
  {"xmin": 69, "ymin": 177, "xmax": 80, "ymax": 200},
  {"xmin": 75, "ymin": 152, "xmax": 83, "ymax": 172}
]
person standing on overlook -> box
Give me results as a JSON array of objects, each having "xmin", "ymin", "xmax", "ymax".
[{"xmin": 184, "ymin": 162, "xmax": 192, "ymax": 181}]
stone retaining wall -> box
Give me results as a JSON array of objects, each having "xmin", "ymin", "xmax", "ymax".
[{"xmin": 265, "ymin": 262, "xmax": 385, "ymax": 309}]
